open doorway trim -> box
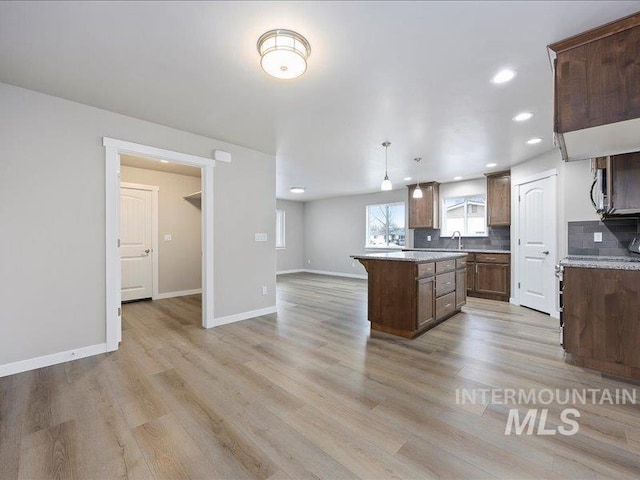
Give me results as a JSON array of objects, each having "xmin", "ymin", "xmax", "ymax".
[{"xmin": 104, "ymin": 137, "xmax": 218, "ymax": 352}]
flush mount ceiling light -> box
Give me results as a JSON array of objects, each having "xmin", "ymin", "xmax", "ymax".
[
  {"xmin": 160, "ymin": 160, "xmax": 169, "ymax": 164},
  {"xmin": 380, "ymin": 141, "xmax": 392, "ymax": 191},
  {"xmin": 257, "ymin": 29, "xmax": 311, "ymax": 79},
  {"xmin": 486, "ymin": 163, "xmax": 497, "ymax": 168},
  {"xmin": 527, "ymin": 137, "xmax": 543, "ymax": 145},
  {"xmin": 454, "ymin": 176, "xmax": 463, "ymax": 180},
  {"xmin": 490, "ymin": 68, "xmax": 517, "ymax": 84},
  {"xmin": 412, "ymin": 158, "xmax": 423, "ymax": 199},
  {"xmin": 290, "ymin": 187, "xmax": 305, "ymax": 194},
  {"xmin": 403, "ymin": 176, "xmax": 412, "ymax": 181},
  {"xmin": 513, "ymin": 112, "xmax": 534, "ymax": 122}
]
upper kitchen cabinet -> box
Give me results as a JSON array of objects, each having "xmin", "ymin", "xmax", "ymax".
[
  {"xmin": 548, "ymin": 12, "xmax": 640, "ymax": 161},
  {"xmin": 485, "ymin": 171, "xmax": 510, "ymax": 227},
  {"xmin": 408, "ymin": 182, "xmax": 440, "ymax": 229}
]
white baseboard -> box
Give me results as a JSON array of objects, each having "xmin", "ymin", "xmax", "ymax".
[
  {"xmin": 276, "ymin": 269, "xmax": 305, "ymax": 275},
  {"xmin": 0, "ymin": 343, "xmax": 108, "ymax": 378},
  {"xmin": 509, "ymin": 297, "xmax": 519, "ymax": 306},
  {"xmin": 304, "ymin": 269, "xmax": 367, "ymax": 280},
  {"xmin": 154, "ymin": 288, "xmax": 202, "ymax": 300},
  {"xmin": 208, "ymin": 305, "xmax": 277, "ymax": 328}
]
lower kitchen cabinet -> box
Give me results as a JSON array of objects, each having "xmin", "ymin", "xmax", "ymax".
[
  {"xmin": 417, "ymin": 276, "xmax": 435, "ymax": 329},
  {"xmin": 563, "ymin": 266, "xmax": 640, "ymax": 380},
  {"xmin": 456, "ymin": 268, "xmax": 467, "ymax": 308},
  {"xmin": 466, "ymin": 252, "xmax": 510, "ymax": 302}
]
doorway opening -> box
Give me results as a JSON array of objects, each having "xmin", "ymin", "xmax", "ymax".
[{"xmin": 104, "ymin": 138, "xmax": 216, "ymax": 352}]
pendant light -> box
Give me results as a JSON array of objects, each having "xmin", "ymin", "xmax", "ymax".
[
  {"xmin": 380, "ymin": 141, "xmax": 392, "ymax": 191},
  {"xmin": 412, "ymin": 158, "xmax": 423, "ymax": 199}
]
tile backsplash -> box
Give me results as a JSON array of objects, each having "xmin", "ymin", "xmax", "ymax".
[
  {"xmin": 568, "ymin": 219, "xmax": 639, "ymax": 257},
  {"xmin": 414, "ymin": 226, "xmax": 510, "ymax": 250}
]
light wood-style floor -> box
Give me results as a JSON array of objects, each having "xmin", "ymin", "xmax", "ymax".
[{"xmin": 1, "ymin": 273, "xmax": 639, "ymax": 479}]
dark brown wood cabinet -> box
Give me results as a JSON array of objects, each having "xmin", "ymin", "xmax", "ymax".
[
  {"xmin": 549, "ymin": 13, "xmax": 640, "ymax": 134},
  {"xmin": 455, "ymin": 269, "xmax": 467, "ymax": 309},
  {"xmin": 608, "ymin": 152, "xmax": 640, "ymax": 213},
  {"xmin": 486, "ymin": 171, "xmax": 511, "ymax": 227},
  {"xmin": 408, "ymin": 182, "xmax": 440, "ymax": 229},
  {"xmin": 563, "ymin": 266, "xmax": 640, "ymax": 380},
  {"xmin": 354, "ymin": 254, "xmax": 466, "ymax": 338},
  {"xmin": 467, "ymin": 252, "xmax": 510, "ymax": 302}
]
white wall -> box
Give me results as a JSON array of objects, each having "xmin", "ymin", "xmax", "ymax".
[
  {"xmin": 276, "ymin": 199, "xmax": 305, "ymax": 273},
  {"xmin": 0, "ymin": 83, "xmax": 275, "ymax": 367},
  {"xmin": 304, "ymin": 189, "xmax": 407, "ymax": 276},
  {"xmin": 121, "ymin": 166, "xmax": 202, "ymax": 295}
]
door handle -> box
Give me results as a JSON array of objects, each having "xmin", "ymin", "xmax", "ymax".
[
  {"xmin": 141, "ymin": 249, "xmax": 151, "ymax": 256},
  {"xmin": 542, "ymin": 250, "xmax": 549, "ymax": 255}
]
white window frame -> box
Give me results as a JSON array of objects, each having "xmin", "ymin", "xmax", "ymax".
[
  {"xmin": 441, "ymin": 194, "xmax": 488, "ymax": 237},
  {"xmin": 365, "ymin": 201, "xmax": 406, "ymax": 249},
  {"xmin": 276, "ymin": 209, "xmax": 286, "ymax": 250}
]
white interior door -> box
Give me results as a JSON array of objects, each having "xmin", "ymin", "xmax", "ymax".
[
  {"xmin": 120, "ymin": 186, "xmax": 153, "ymax": 302},
  {"xmin": 518, "ymin": 175, "xmax": 556, "ymax": 314}
]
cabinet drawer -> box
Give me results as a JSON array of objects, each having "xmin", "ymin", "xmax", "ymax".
[
  {"xmin": 435, "ymin": 271, "xmax": 456, "ymax": 297},
  {"xmin": 456, "ymin": 257, "xmax": 467, "ymax": 269},
  {"xmin": 436, "ymin": 259, "xmax": 456, "ymax": 274},
  {"xmin": 475, "ymin": 253, "xmax": 509, "ymax": 264},
  {"xmin": 436, "ymin": 292, "xmax": 456, "ymax": 320},
  {"xmin": 417, "ymin": 262, "xmax": 435, "ymax": 278}
]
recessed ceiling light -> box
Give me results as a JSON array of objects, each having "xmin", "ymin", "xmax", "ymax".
[
  {"xmin": 403, "ymin": 176, "xmax": 412, "ymax": 181},
  {"xmin": 290, "ymin": 187, "xmax": 305, "ymax": 194},
  {"xmin": 160, "ymin": 160, "xmax": 169, "ymax": 164},
  {"xmin": 486, "ymin": 163, "xmax": 497, "ymax": 168},
  {"xmin": 526, "ymin": 137, "xmax": 543, "ymax": 145},
  {"xmin": 490, "ymin": 68, "xmax": 517, "ymax": 84},
  {"xmin": 454, "ymin": 176, "xmax": 463, "ymax": 180},
  {"xmin": 513, "ymin": 112, "xmax": 533, "ymax": 122}
]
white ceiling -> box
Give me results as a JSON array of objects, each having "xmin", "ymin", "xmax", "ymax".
[
  {"xmin": 121, "ymin": 154, "xmax": 201, "ymax": 178},
  {"xmin": 1, "ymin": 1, "xmax": 639, "ymax": 200}
]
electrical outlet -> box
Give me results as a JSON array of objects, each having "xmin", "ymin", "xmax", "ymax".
[
  {"xmin": 255, "ymin": 233, "xmax": 268, "ymax": 242},
  {"xmin": 594, "ymin": 232, "xmax": 603, "ymax": 243},
  {"xmin": 164, "ymin": 234, "xmax": 172, "ymax": 241},
  {"xmin": 352, "ymin": 262, "xmax": 356, "ymax": 268},
  {"xmin": 307, "ymin": 259, "xmax": 311, "ymax": 265},
  {"xmin": 262, "ymin": 285, "xmax": 267, "ymax": 295},
  {"xmin": 427, "ymin": 235, "xmax": 432, "ymax": 242}
]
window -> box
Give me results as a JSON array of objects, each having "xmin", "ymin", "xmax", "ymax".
[
  {"xmin": 442, "ymin": 194, "xmax": 487, "ymax": 237},
  {"xmin": 276, "ymin": 209, "xmax": 286, "ymax": 249},
  {"xmin": 366, "ymin": 202, "xmax": 406, "ymax": 248}
]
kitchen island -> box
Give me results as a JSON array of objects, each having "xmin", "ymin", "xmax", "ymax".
[{"xmin": 352, "ymin": 251, "xmax": 467, "ymax": 338}]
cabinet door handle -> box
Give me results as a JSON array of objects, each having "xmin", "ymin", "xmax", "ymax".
[{"xmin": 445, "ymin": 303, "xmax": 452, "ymax": 308}]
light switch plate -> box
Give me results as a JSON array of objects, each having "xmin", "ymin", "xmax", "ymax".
[
  {"xmin": 594, "ymin": 232, "xmax": 602, "ymax": 243},
  {"xmin": 255, "ymin": 233, "xmax": 268, "ymax": 242},
  {"xmin": 164, "ymin": 234, "xmax": 172, "ymax": 241}
]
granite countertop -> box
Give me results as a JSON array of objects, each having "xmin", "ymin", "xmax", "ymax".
[
  {"xmin": 404, "ymin": 247, "xmax": 511, "ymax": 255},
  {"xmin": 560, "ymin": 255, "xmax": 640, "ymax": 270},
  {"xmin": 351, "ymin": 251, "xmax": 467, "ymax": 263}
]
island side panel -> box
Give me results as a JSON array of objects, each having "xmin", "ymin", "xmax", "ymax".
[{"xmin": 357, "ymin": 259, "xmax": 417, "ymax": 337}]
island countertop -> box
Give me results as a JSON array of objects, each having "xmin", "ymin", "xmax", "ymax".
[
  {"xmin": 404, "ymin": 247, "xmax": 510, "ymax": 255},
  {"xmin": 351, "ymin": 251, "xmax": 467, "ymax": 264}
]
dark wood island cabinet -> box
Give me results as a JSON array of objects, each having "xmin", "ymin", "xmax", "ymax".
[{"xmin": 352, "ymin": 251, "xmax": 467, "ymax": 338}]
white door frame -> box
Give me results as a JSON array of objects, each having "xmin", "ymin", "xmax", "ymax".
[
  {"xmin": 120, "ymin": 182, "xmax": 160, "ymax": 304},
  {"xmin": 512, "ymin": 168, "xmax": 559, "ymax": 317},
  {"xmin": 104, "ymin": 137, "xmax": 219, "ymax": 352}
]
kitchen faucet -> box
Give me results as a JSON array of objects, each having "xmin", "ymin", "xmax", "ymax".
[{"xmin": 451, "ymin": 231, "xmax": 463, "ymax": 250}]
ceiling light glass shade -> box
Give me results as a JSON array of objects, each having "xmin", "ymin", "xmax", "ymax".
[
  {"xmin": 257, "ymin": 29, "xmax": 311, "ymax": 79},
  {"xmin": 486, "ymin": 163, "xmax": 497, "ymax": 168},
  {"xmin": 412, "ymin": 186, "xmax": 423, "ymax": 199},
  {"xmin": 290, "ymin": 187, "xmax": 305, "ymax": 193},
  {"xmin": 527, "ymin": 137, "xmax": 543, "ymax": 144},
  {"xmin": 381, "ymin": 175, "xmax": 392, "ymax": 191}
]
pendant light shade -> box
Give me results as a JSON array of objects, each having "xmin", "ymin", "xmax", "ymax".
[
  {"xmin": 412, "ymin": 157, "xmax": 423, "ymax": 198},
  {"xmin": 380, "ymin": 141, "xmax": 392, "ymax": 191},
  {"xmin": 257, "ymin": 29, "xmax": 311, "ymax": 79}
]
